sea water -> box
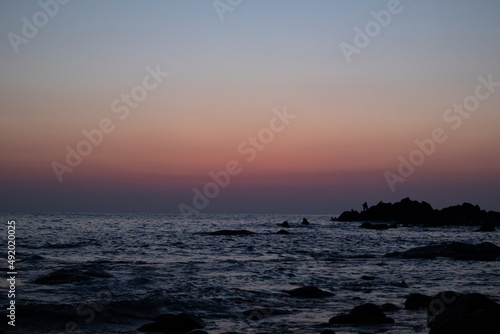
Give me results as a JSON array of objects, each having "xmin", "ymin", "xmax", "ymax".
[{"xmin": 1, "ymin": 213, "xmax": 499, "ymax": 333}]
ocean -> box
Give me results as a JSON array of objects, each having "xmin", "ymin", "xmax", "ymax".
[{"xmin": 2, "ymin": 213, "xmax": 499, "ymax": 333}]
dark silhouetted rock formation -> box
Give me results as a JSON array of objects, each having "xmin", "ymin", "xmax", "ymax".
[
  {"xmin": 302, "ymin": 218, "xmax": 310, "ymax": 225},
  {"xmin": 329, "ymin": 303, "xmax": 394, "ymax": 325},
  {"xmin": 277, "ymin": 220, "xmax": 290, "ymax": 227},
  {"xmin": 405, "ymin": 293, "xmax": 436, "ymax": 310},
  {"xmin": 427, "ymin": 292, "xmax": 500, "ymax": 334},
  {"xmin": 334, "ymin": 197, "xmax": 500, "ymax": 226},
  {"xmin": 285, "ymin": 286, "xmax": 334, "ymax": 298},
  {"xmin": 276, "ymin": 229, "xmax": 290, "ymax": 234},
  {"xmin": 385, "ymin": 242, "xmax": 500, "ymax": 261},
  {"xmin": 207, "ymin": 230, "xmax": 256, "ymax": 236}
]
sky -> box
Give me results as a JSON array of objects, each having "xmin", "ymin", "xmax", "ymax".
[{"xmin": 1, "ymin": 0, "xmax": 500, "ymax": 214}]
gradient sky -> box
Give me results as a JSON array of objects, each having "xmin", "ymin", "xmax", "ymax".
[{"xmin": 1, "ymin": 0, "xmax": 500, "ymax": 213}]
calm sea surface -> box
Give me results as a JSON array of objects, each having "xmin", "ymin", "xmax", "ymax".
[{"xmin": 2, "ymin": 213, "xmax": 499, "ymax": 333}]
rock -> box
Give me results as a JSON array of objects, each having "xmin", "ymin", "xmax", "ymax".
[
  {"xmin": 207, "ymin": 230, "xmax": 256, "ymax": 236},
  {"xmin": 302, "ymin": 218, "xmax": 310, "ymax": 225},
  {"xmin": 34, "ymin": 268, "xmax": 112, "ymax": 285},
  {"xmin": 391, "ymin": 280, "xmax": 409, "ymax": 288},
  {"xmin": 277, "ymin": 221, "xmax": 290, "ymax": 227},
  {"xmin": 426, "ymin": 291, "xmax": 463, "ymax": 326},
  {"xmin": 320, "ymin": 330, "xmax": 336, "ymax": 334},
  {"xmin": 385, "ymin": 242, "xmax": 500, "ymax": 261},
  {"xmin": 428, "ymin": 293, "xmax": 500, "ymax": 334},
  {"xmin": 138, "ymin": 313, "xmax": 206, "ymax": 333},
  {"xmin": 361, "ymin": 275, "xmax": 376, "ymax": 280},
  {"xmin": 285, "ymin": 286, "xmax": 334, "ymax": 298},
  {"xmin": 336, "ymin": 197, "xmax": 500, "ymax": 226},
  {"xmin": 405, "ymin": 293, "xmax": 433, "ymax": 310},
  {"xmin": 186, "ymin": 331, "xmax": 208, "ymax": 334},
  {"xmin": 243, "ymin": 308, "xmax": 291, "ymax": 320},
  {"xmin": 329, "ymin": 303, "xmax": 394, "ymax": 325},
  {"xmin": 381, "ymin": 303, "xmax": 401, "ymax": 312},
  {"xmin": 360, "ymin": 222, "xmax": 389, "ymax": 230},
  {"xmin": 475, "ymin": 224, "xmax": 495, "ymax": 232},
  {"xmin": 276, "ymin": 230, "xmax": 290, "ymax": 234}
]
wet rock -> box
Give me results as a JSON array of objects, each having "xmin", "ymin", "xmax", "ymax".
[
  {"xmin": 405, "ymin": 293, "xmax": 433, "ymax": 310},
  {"xmin": 138, "ymin": 313, "xmax": 206, "ymax": 333},
  {"xmin": 276, "ymin": 230, "xmax": 290, "ymax": 234},
  {"xmin": 329, "ymin": 303, "xmax": 394, "ymax": 325},
  {"xmin": 475, "ymin": 224, "xmax": 495, "ymax": 232},
  {"xmin": 390, "ymin": 280, "xmax": 409, "ymax": 288},
  {"xmin": 277, "ymin": 221, "xmax": 290, "ymax": 228},
  {"xmin": 385, "ymin": 242, "xmax": 500, "ymax": 261},
  {"xmin": 302, "ymin": 218, "xmax": 310, "ymax": 225},
  {"xmin": 207, "ymin": 230, "xmax": 256, "ymax": 236},
  {"xmin": 243, "ymin": 308, "xmax": 291, "ymax": 320},
  {"xmin": 186, "ymin": 331, "xmax": 208, "ymax": 334},
  {"xmin": 34, "ymin": 268, "xmax": 112, "ymax": 285},
  {"xmin": 361, "ymin": 275, "xmax": 376, "ymax": 281},
  {"xmin": 381, "ymin": 303, "xmax": 401, "ymax": 312},
  {"xmin": 428, "ymin": 293, "xmax": 500, "ymax": 334},
  {"xmin": 285, "ymin": 286, "xmax": 334, "ymax": 298}
]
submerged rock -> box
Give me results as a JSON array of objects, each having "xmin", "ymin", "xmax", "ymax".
[
  {"xmin": 138, "ymin": 313, "xmax": 206, "ymax": 333},
  {"xmin": 207, "ymin": 230, "xmax": 256, "ymax": 236},
  {"xmin": 277, "ymin": 221, "xmax": 290, "ymax": 228},
  {"xmin": 242, "ymin": 308, "xmax": 291, "ymax": 320},
  {"xmin": 285, "ymin": 286, "xmax": 334, "ymax": 298},
  {"xmin": 385, "ymin": 242, "xmax": 500, "ymax": 261},
  {"xmin": 380, "ymin": 303, "xmax": 401, "ymax": 312},
  {"xmin": 329, "ymin": 303, "xmax": 394, "ymax": 325},
  {"xmin": 276, "ymin": 230, "xmax": 290, "ymax": 234},
  {"xmin": 34, "ymin": 268, "xmax": 112, "ymax": 285},
  {"xmin": 428, "ymin": 293, "xmax": 500, "ymax": 334}
]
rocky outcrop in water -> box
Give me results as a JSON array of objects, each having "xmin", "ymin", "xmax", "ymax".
[
  {"xmin": 405, "ymin": 293, "xmax": 433, "ymax": 310},
  {"xmin": 277, "ymin": 221, "xmax": 290, "ymax": 227},
  {"xmin": 328, "ymin": 303, "xmax": 394, "ymax": 325},
  {"xmin": 285, "ymin": 286, "xmax": 334, "ymax": 298},
  {"xmin": 207, "ymin": 230, "xmax": 256, "ymax": 236},
  {"xmin": 385, "ymin": 242, "xmax": 500, "ymax": 261},
  {"xmin": 334, "ymin": 197, "xmax": 500, "ymax": 226},
  {"xmin": 276, "ymin": 229, "xmax": 290, "ymax": 234},
  {"xmin": 302, "ymin": 218, "xmax": 310, "ymax": 225},
  {"xmin": 138, "ymin": 313, "xmax": 206, "ymax": 333},
  {"xmin": 427, "ymin": 292, "xmax": 500, "ymax": 334}
]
